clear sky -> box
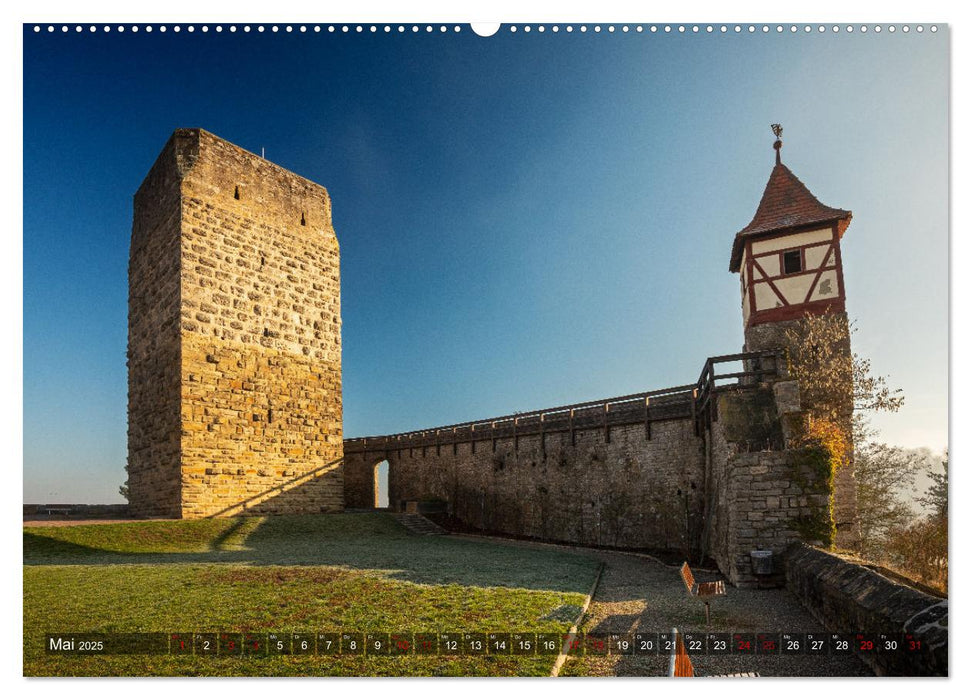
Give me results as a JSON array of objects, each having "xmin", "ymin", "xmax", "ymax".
[{"xmin": 22, "ymin": 23, "xmax": 949, "ymax": 503}]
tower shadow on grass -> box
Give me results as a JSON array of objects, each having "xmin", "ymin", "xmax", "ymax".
[
  {"xmin": 23, "ymin": 511, "xmax": 599, "ymax": 595},
  {"xmin": 22, "ymin": 532, "xmax": 109, "ymax": 559}
]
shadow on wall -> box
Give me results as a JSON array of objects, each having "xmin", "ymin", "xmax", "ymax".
[
  {"xmin": 193, "ymin": 457, "xmax": 346, "ymax": 519},
  {"xmin": 22, "ymin": 512, "xmax": 599, "ymax": 594}
]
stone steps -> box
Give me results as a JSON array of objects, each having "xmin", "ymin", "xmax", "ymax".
[{"xmin": 390, "ymin": 512, "xmax": 447, "ymax": 536}]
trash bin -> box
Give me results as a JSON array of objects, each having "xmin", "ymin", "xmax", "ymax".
[{"xmin": 750, "ymin": 550, "xmax": 773, "ymax": 575}]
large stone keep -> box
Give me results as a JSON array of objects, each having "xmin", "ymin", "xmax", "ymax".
[{"xmin": 127, "ymin": 128, "xmax": 344, "ymax": 518}]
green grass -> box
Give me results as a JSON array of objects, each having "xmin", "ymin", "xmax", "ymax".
[
  {"xmin": 23, "ymin": 517, "xmax": 262, "ymax": 558},
  {"xmin": 24, "ymin": 513, "xmax": 599, "ymax": 676}
]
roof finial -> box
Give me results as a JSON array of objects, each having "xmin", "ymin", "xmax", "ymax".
[{"xmin": 771, "ymin": 123, "xmax": 783, "ymax": 165}]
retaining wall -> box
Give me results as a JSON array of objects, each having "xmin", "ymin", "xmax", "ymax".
[{"xmin": 786, "ymin": 542, "xmax": 947, "ymax": 676}]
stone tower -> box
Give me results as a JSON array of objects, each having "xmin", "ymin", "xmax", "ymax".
[
  {"xmin": 127, "ymin": 128, "xmax": 344, "ymax": 518},
  {"xmin": 730, "ymin": 129, "xmax": 858, "ymax": 548}
]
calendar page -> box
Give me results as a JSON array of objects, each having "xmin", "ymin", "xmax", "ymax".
[{"xmin": 20, "ymin": 8, "xmax": 949, "ymax": 686}]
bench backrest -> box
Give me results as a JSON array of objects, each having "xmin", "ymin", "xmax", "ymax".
[
  {"xmin": 669, "ymin": 628, "xmax": 695, "ymax": 678},
  {"xmin": 680, "ymin": 562, "xmax": 696, "ymax": 594}
]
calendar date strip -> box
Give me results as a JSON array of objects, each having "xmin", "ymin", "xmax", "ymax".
[{"xmin": 44, "ymin": 631, "xmax": 928, "ymax": 656}]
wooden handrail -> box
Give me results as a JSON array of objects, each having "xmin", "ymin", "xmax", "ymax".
[
  {"xmin": 346, "ymin": 384, "xmax": 697, "ymax": 445},
  {"xmin": 345, "ymin": 350, "xmax": 783, "ymax": 450}
]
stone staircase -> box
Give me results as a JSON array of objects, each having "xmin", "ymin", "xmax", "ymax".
[{"xmin": 390, "ymin": 512, "xmax": 447, "ymax": 536}]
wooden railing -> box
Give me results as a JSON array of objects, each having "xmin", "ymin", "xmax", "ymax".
[
  {"xmin": 344, "ymin": 350, "xmax": 783, "ymax": 456},
  {"xmin": 694, "ymin": 349, "xmax": 782, "ymax": 422}
]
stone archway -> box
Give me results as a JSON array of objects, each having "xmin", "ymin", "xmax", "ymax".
[
  {"xmin": 343, "ymin": 451, "xmax": 393, "ymax": 510},
  {"xmin": 373, "ymin": 460, "xmax": 389, "ymax": 509}
]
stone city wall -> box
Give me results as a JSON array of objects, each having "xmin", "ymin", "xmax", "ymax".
[
  {"xmin": 345, "ymin": 375, "xmax": 835, "ymax": 586},
  {"xmin": 23, "ymin": 504, "xmax": 131, "ymax": 518},
  {"xmin": 374, "ymin": 417, "xmax": 707, "ymax": 552}
]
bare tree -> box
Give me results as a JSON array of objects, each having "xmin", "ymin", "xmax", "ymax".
[
  {"xmin": 918, "ymin": 451, "xmax": 948, "ymax": 520},
  {"xmin": 783, "ymin": 314, "xmax": 904, "ymax": 428},
  {"xmin": 783, "ymin": 313, "xmax": 906, "ymax": 556},
  {"xmin": 854, "ymin": 441, "xmax": 924, "ymax": 560}
]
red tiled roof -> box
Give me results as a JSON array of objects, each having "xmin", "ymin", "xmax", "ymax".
[{"xmin": 729, "ymin": 162, "xmax": 851, "ymax": 271}]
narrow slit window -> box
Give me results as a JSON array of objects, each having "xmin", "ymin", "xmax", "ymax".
[
  {"xmin": 783, "ymin": 249, "xmax": 802, "ymax": 275},
  {"xmin": 234, "ymin": 185, "xmax": 240, "ymax": 200},
  {"xmin": 300, "ymin": 212, "xmax": 307, "ymax": 226}
]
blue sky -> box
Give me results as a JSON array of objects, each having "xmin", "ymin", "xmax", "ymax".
[{"xmin": 22, "ymin": 24, "xmax": 949, "ymax": 503}]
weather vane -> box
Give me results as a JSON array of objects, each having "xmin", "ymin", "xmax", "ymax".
[{"xmin": 771, "ymin": 124, "xmax": 784, "ymax": 163}]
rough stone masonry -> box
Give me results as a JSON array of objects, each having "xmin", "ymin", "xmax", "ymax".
[
  {"xmin": 343, "ymin": 371, "xmax": 828, "ymax": 588},
  {"xmin": 127, "ymin": 129, "xmax": 343, "ymax": 518},
  {"xmin": 127, "ymin": 129, "xmax": 846, "ymax": 585}
]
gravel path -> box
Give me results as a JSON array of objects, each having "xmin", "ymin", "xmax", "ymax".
[{"xmin": 558, "ymin": 550, "xmax": 872, "ymax": 677}]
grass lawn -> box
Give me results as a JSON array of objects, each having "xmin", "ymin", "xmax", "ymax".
[{"xmin": 24, "ymin": 513, "xmax": 600, "ymax": 677}]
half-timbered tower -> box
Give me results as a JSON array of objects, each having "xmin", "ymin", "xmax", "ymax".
[
  {"xmin": 731, "ymin": 129, "xmax": 858, "ymax": 549},
  {"xmin": 731, "ymin": 134, "xmax": 852, "ymax": 346}
]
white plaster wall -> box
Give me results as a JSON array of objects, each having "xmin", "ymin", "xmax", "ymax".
[
  {"xmin": 751, "ymin": 228, "xmax": 832, "ymax": 255},
  {"xmin": 809, "ymin": 269, "xmax": 839, "ymax": 301}
]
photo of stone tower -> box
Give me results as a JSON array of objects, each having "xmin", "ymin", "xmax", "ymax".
[
  {"xmin": 730, "ymin": 133, "xmax": 858, "ymax": 548},
  {"xmin": 127, "ymin": 129, "xmax": 344, "ymax": 518}
]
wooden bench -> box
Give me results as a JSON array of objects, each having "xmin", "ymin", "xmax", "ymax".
[
  {"xmin": 668, "ymin": 627, "xmax": 696, "ymax": 677},
  {"xmin": 680, "ymin": 562, "xmax": 726, "ymax": 624},
  {"xmin": 668, "ymin": 628, "xmax": 759, "ymax": 678}
]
